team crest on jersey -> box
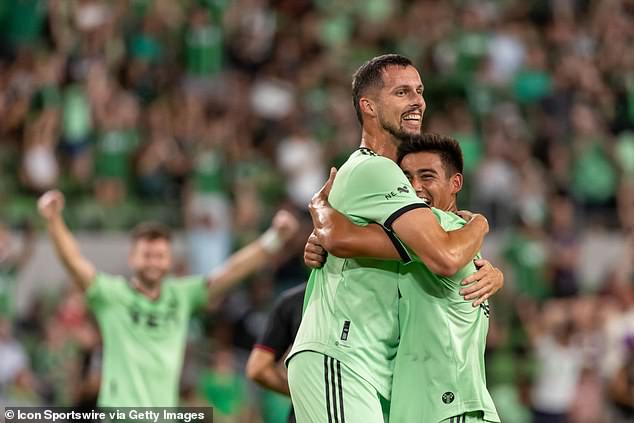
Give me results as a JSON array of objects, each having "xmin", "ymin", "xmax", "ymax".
[{"xmin": 442, "ymin": 392, "xmax": 455, "ymax": 404}]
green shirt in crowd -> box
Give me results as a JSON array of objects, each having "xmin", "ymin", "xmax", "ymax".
[{"xmin": 94, "ymin": 129, "xmax": 139, "ymax": 180}]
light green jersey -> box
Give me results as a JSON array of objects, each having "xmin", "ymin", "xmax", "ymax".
[
  {"xmin": 86, "ymin": 273, "xmax": 208, "ymax": 407},
  {"xmin": 288, "ymin": 148, "xmax": 428, "ymax": 399},
  {"xmin": 391, "ymin": 209, "xmax": 500, "ymax": 422}
]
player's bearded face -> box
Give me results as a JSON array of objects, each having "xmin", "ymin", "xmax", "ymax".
[
  {"xmin": 379, "ymin": 113, "xmax": 416, "ymax": 141},
  {"xmin": 129, "ymin": 239, "xmax": 172, "ymax": 285},
  {"xmin": 377, "ymin": 65, "xmax": 425, "ymax": 140}
]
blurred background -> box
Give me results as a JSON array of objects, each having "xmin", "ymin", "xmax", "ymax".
[{"xmin": 0, "ymin": 0, "xmax": 633, "ymax": 422}]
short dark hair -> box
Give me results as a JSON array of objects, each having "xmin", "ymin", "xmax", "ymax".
[
  {"xmin": 351, "ymin": 54, "xmax": 414, "ymax": 125},
  {"xmin": 132, "ymin": 221, "xmax": 172, "ymax": 243},
  {"xmin": 397, "ymin": 133, "xmax": 464, "ymax": 176}
]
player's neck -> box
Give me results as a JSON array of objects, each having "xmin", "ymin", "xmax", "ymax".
[
  {"xmin": 360, "ymin": 128, "xmax": 398, "ymax": 161},
  {"xmin": 132, "ymin": 276, "xmax": 162, "ymax": 300},
  {"xmin": 446, "ymin": 197, "xmax": 458, "ymax": 213}
]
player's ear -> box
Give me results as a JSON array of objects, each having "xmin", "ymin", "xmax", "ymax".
[
  {"xmin": 450, "ymin": 173, "xmax": 463, "ymax": 195},
  {"xmin": 360, "ymin": 97, "xmax": 376, "ymax": 117}
]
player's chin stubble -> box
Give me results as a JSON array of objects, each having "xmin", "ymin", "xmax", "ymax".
[{"xmin": 381, "ymin": 118, "xmax": 419, "ymax": 142}]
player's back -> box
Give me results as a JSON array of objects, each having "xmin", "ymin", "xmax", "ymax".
[
  {"xmin": 391, "ymin": 209, "xmax": 500, "ymax": 422},
  {"xmin": 288, "ymin": 148, "xmax": 426, "ymax": 400}
]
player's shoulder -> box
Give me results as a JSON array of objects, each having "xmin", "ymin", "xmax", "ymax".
[
  {"xmin": 432, "ymin": 208, "xmax": 466, "ymax": 228},
  {"xmin": 163, "ymin": 274, "xmax": 206, "ymax": 289},
  {"xmin": 339, "ymin": 148, "xmax": 403, "ymax": 179},
  {"xmin": 86, "ymin": 273, "xmax": 129, "ymax": 303},
  {"xmin": 93, "ymin": 272, "xmax": 127, "ymax": 286},
  {"xmin": 346, "ymin": 148, "xmax": 396, "ymax": 166}
]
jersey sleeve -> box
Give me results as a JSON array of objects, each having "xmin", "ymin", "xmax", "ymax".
[
  {"xmin": 344, "ymin": 157, "xmax": 429, "ymax": 227},
  {"xmin": 255, "ymin": 294, "xmax": 294, "ymax": 361},
  {"xmin": 342, "ymin": 157, "xmax": 429, "ymax": 262},
  {"xmin": 172, "ymin": 275, "xmax": 209, "ymax": 315},
  {"xmin": 85, "ymin": 273, "xmax": 126, "ymax": 315}
]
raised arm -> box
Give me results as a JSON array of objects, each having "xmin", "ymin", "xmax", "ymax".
[
  {"xmin": 205, "ymin": 209, "xmax": 299, "ymax": 301},
  {"xmin": 38, "ymin": 191, "xmax": 96, "ymax": 291}
]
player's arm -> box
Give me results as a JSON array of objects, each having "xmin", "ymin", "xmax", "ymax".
[
  {"xmin": 311, "ymin": 168, "xmax": 488, "ymax": 276},
  {"xmin": 38, "ymin": 191, "xmax": 96, "ymax": 291},
  {"xmin": 246, "ymin": 348, "xmax": 290, "ymax": 396},
  {"xmin": 308, "ymin": 168, "xmax": 399, "ymax": 260},
  {"xmin": 309, "ymin": 208, "xmax": 399, "ymax": 260},
  {"xmin": 205, "ymin": 210, "xmax": 299, "ymax": 300},
  {"xmin": 246, "ymin": 289, "xmax": 297, "ymax": 396},
  {"xmin": 390, "ymin": 208, "xmax": 488, "ymax": 277}
]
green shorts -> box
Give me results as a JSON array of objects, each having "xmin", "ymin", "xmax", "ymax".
[{"xmin": 287, "ymin": 351, "xmax": 389, "ymax": 423}]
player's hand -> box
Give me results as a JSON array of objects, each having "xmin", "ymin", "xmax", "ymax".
[
  {"xmin": 271, "ymin": 209, "xmax": 300, "ymax": 242},
  {"xmin": 309, "ymin": 167, "xmax": 337, "ymax": 211},
  {"xmin": 459, "ymin": 259, "xmax": 504, "ymax": 307},
  {"xmin": 37, "ymin": 190, "xmax": 65, "ymax": 221},
  {"xmin": 455, "ymin": 210, "xmax": 489, "ymax": 234},
  {"xmin": 304, "ymin": 232, "xmax": 327, "ymax": 268}
]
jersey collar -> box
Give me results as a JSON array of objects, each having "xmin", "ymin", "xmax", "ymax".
[{"xmin": 358, "ymin": 147, "xmax": 378, "ymax": 156}]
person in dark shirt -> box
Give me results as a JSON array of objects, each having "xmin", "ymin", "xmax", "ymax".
[{"xmin": 246, "ymin": 283, "xmax": 306, "ymax": 423}]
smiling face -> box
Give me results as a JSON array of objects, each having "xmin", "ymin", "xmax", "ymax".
[
  {"xmin": 128, "ymin": 238, "xmax": 172, "ymax": 287},
  {"xmin": 400, "ymin": 151, "xmax": 462, "ymax": 211},
  {"xmin": 367, "ymin": 65, "xmax": 426, "ymax": 140}
]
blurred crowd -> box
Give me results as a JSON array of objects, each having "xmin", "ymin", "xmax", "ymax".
[{"xmin": 1, "ymin": 0, "xmax": 633, "ymax": 422}]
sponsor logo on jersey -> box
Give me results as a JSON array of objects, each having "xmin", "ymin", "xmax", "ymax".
[{"xmin": 385, "ymin": 185, "xmax": 411, "ymax": 200}]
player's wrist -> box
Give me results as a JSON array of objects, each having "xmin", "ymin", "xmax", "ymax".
[
  {"xmin": 259, "ymin": 227, "xmax": 284, "ymax": 254},
  {"xmin": 46, "ymin": 213, "xmax": 63, "ymax": 226}
]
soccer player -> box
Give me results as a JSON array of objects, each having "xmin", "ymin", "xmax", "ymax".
[
  {"xmin": 286, "ymin": 54, "xmax": 490, "ymax": 423},
  {"xmin": 37, "ymin": 189, "xmax": 299, "ymax": 408},
  {"xmin": 246, "ymin": 283, "xmax": 306, "ymax": 423},
  {"xmin": 307, "ymin": 134, "xmax": 501, "ymax": 423}
]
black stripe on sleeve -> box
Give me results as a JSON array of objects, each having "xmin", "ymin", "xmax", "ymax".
[
  {"xmin": 378, "ymin": 225, "xmax": 412, "ymax": 263},
  {"xmin": 383, "ymin": 203, "xmax": 430, "ymax": 231}
]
